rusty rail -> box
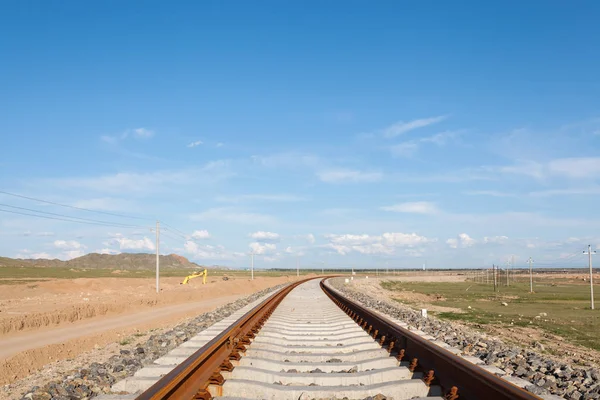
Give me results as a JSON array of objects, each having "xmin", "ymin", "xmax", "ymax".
[
  {"xmin": 320, "ymin": 279, "xmax": 542, "ymax": 400},
  {"xmin": 136, "ymin": 278, "xmax": 314, "ymax": 400}
]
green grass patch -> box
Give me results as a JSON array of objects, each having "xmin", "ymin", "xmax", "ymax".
[{"xmin": 382, "ymin": 280, "xmax": 600, "ymax": 351}]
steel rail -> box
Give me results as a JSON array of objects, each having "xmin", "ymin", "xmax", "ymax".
[
  {"xmin": 320, "ymin": 278, "xmax": 542, "ymax": 400},
  {"xmin": 136, "ymin": 278, "xmax": 314, "ymax": 400}
]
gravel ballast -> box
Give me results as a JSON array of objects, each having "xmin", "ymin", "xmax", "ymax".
[
  {"xmin": 331, "ymin": 278, "xmax": 600, "ymax": 400},
  {"xmin": 17, "ymin": 284, "xmax": 287, "ymax": 400}
]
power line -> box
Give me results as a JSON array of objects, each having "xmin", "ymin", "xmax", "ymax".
[
  {"xmin": 161, "ymin": 223, "xmax": 190, "ymax": 238},
  {"xmin": 162, "ymin": 227, "xmax": 188, "ymax": 240},
  {"xmin": 0, "ymin": 203, "xmax": 148, "ymax": 229},
  {"xmin": 0, "ymin": 190, "xmax": 154, "ymax": 221},
  {"xmin": 0, "ymin": 208, "xmax": 150, "ymax": 229}
]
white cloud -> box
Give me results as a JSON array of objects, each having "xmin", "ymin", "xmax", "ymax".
[
  {"xmin": 252, "ymin": 152, "xmax": 320, "ymax": 169},
  {"xmin": 492, "ymin": 161, "xmax": 545, "ymax": 179},
  {"xmin": 381, "ymin": 232, "xmax": 433, "ymax": 246},
  {"xmin": 215, "ymin": 194, "xmax": 306, "ymax": 203},
  {"xmin": 249, "ymin": 242, "xmax": 277, "ymax": 255},
  {"xmin": 483, "ymin": 236, "xmax": 509, "ymax": 244},
  {"xmin": 63, "ymin": 250, "xmax": 86, "ymax": 259},
  {"xmin": 114, "ymin": 237, "xmax": 155, "ymax": 251},
  {"xmin": 131, "ymin": 128, "xmax": 154, "ymax": 138},
  {"xmin": 305, "ymin": 233, "xmax": 315, "ymax": 244},
  {"xmin": 52, "ymin": 161, "xmax": 232, "ymax": 194},
  {"xmin": 324, "ymin": 232, "xmax": 433, "ymax": 256},
  {"xmin": 102, "ymin": 128, "xmax": 154, "ymax": 143},
  {"xmin": 421, "ymin": 130, "xmax": 460, "ymax": 146},
  {"xmin": 447, "ymin": 233, "xmax": 476, "ymax": 249},
  {"xmin": 191, "ymin": 230, "xmax": 211, "ymax": 240},
  {"xmin": 249, "ymin": 231, "xmax": 280, "ymax": 242},
  {"xmin": 96, "ymin": 248, "xmax": 121, "ymax": 255},
  {"xmin": 317, "ymin": 169, "xmax": 383, "ymax": 184},
  {"xmin": 326, "ymin": 234, "xmax": 379, "ymax": 246},
  {"xmin": 187, "ymin": 140, "xmax": 203, "ymax": 148},
  {"xmin": 191, "ymin": 208, "xmax": 276, "ymax": 225},
  {"xmin": 54, "ymin": 240, "xmax": 86, "ymax": 250},
  {"xmin": 464, "ymin": 190, "xmax": 516, "ymax": 197},
  {"xmin": 184, "ymin": 241, "xmax": 240, "ymax": 260},
  {"xmin": 382, "ymin": 115, "xmax": 447, "ymax": 138},
  {"xmin": 529, "ymin": 187, "xmax": 600, "ymax": 197},
  {"xmin": 380, "ymin": 201, "xmax": 438, "ymax": 214},
  {"xmin": 216, "ymin": 142, "xmax": 224, "ymax": 148},
  {"xmin": 71, "ymin": 197, "xmax": 136, "ymax": 211},
  {"xmin": 390, "ymin": 142, "xmax": 419, "ymax": 158},
  {"xmin": 390, "ymin": 130, "xmax": 460, "ymax": 158},
  {"xmin": 547, "ymin": 157, "xmax": 600, "ymax": 179}
]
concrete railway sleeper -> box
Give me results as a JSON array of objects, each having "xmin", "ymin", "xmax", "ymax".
[{"xmin": 101, "ymin": 278, "xmax": 544, "ymax": 400}]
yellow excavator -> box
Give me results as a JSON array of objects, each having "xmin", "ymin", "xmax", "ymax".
[{"xmin": 181, "ymin": 268, "xmax": 208, "ymax": 285}]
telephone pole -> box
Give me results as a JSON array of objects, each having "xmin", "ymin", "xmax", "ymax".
[
  {"xmin": 511, "ymin": 255, "xmax": 515, "ymax": 283},
  {"xmin": 493, "ymin": 264, "xmax": 497, "ymax": 292},
  {"xmin": 155, "ymin": 221, "xmax": 160, "ymax": 294},
  {"xmin": 584, "ymin": 245, "xmax": 596, "ymax": 310},
  {"xmin": 250, "ymin": 252, "xmax": 254, "ymax": 280},
  {"xmin": 506, "ymin": 259, "xmax": 510, "ymax": 286},
  {"xmin": 527, "ymin": 257, "xmax": 534, "ymax": 293}
]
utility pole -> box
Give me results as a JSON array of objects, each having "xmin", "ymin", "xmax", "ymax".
[
  {"xmin": 584, "ymin": 245, "xmax": 596, "ymax": 310},
  {"xmin": 506, "ymin": 259, "xmax": 510, "ymax": 286},
  {"xmin": 155, "ymin": 221, "xmax": 160, "ymax": 294},
  {"xmin": 511, "ymin": 255, "xmax": 515, "ymax": 283},
  {"xmin": 493, "ymin": 265, "xmax": 497, "ymax": 292},
  {"xmin": 296, "ymin": 256, "xmax": 299, "ymax": 278},
  {"xmin": 527, "ymin": 257, "xmax": 534, "ymax": 293},
  {"xmin": 250, "ymin": 252, "xmax": 254, "ymax": 280}
]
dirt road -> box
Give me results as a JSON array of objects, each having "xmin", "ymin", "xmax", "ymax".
[{"xmin": 0, "ymin": 275, "xmax": 294, "ymax": 385}]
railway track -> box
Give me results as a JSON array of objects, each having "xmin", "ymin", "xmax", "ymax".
[{"xmin": 101, "ymin": 278, "xmax": 551, "ymax": 400}]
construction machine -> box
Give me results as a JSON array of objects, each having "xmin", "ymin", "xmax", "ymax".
[{"xmin": 181, "ymin": 268, "xmax": 207, "ymax": 285}]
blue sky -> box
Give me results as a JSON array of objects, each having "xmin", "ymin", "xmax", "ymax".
[{"xmin": 1, "ymin": 1, "xmax": 600, "ymax": 269}]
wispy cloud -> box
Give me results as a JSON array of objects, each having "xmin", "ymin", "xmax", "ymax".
[
  {"xmin": 187, "ymin": 140, "xmax": 203, "ymax": 148},
  {"xmin": 191, "ymin": 207, "xmax": 276, "ymax": 225},
  {"xmin": 317, "ymin": 169, "xmax": 383, "ymax": 184},
  {"xmin": 547, "ymin": 157, "xmax": 600, "ymax": 179},
  {"xmin": 463, "ymin": 190, "xmax": 517, "ymax": 197},
  {"xmin": 252, "ymin": 152, "xmax": 320, "ymax": 170},
  {"xmin": 389, "ymin": 130, "xmax": 461, "ymax": 158},
  {"xmin": 215, "ymin": 194, "xmax": 307, "ymax": 203},
  {"xmin": 49, "ymin": 161, "xmax": 232, "ymax": 194},
  {"xmin": 382, "ymin": 115, "xmax": 447, "ymax": 138},
  {"xmin": 529, "ymin": 186, "xmax": 600, "ymax": 197},
  {"xmin": 101, "ymin": 127, "xmax": 154, "ymax": 143},
  {"xmin": 380, "ymin": 201, "xmax": 439, "ymax": 214},
  {"xmin": 390, "ymin": 142, "xmax": 419, "ymax": 157}
]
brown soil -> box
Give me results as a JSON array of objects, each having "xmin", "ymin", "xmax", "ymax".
[{"xmin": 0, "ymin": 275, "xmax": 294, "ymax": 387}]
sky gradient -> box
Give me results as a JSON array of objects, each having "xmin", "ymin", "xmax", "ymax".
[{"xmin": 1, "ymin": 1, "xmax": 600, "ymax": 269}]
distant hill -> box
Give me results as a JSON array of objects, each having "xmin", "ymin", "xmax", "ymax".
[{"xmin": 0, "ymin": 253, "xmax": 203, "ymax": 270}]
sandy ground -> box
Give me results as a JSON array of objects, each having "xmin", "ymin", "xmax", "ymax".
[
  {"xmin": 0, "ymin": 274, "xmax": 295, "ymax": 386},
  {"xmin": 349, "ymin": 274, "xmax": 600, "ymax": 368}
]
